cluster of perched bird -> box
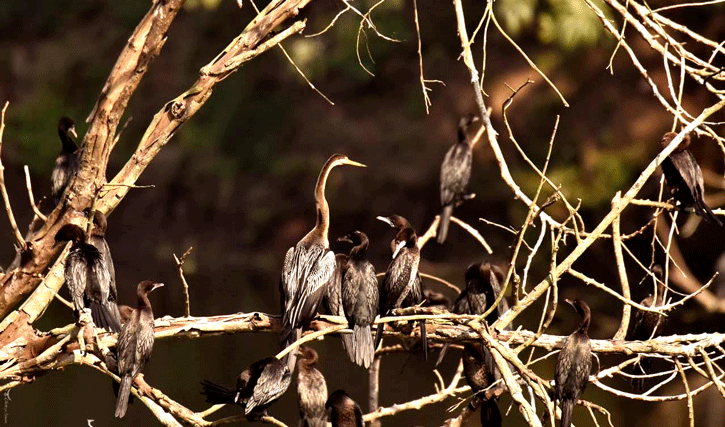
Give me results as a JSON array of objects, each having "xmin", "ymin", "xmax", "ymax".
[{"xmin": 48, "ymin": 114, "xmax": 719, "ymax": 425}]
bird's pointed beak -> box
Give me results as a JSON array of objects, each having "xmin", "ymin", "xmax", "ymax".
[
  {"xmin": 337, "ymin": 236, "xmax": 353, "ymax": 244},
  {"xmin": 343, "ymin": 158, "xmax": 366, "ymax": 168},
  {"xmin": 564, "ymin": 298, "xmax": 573, "ymax": 307},
  {"xmin": 151, "ymin": 283, "xmax": 165, "ymax": 292},
  {"xmin": 377, "ymin": 216, "xmax": 394, "ymax": 227},
  {"xmin": 69, "ymin": 126, "xmax": 78, "ymax": 139},
  {"xmin": 392, "ymin": 240, "xmax": 405, "ymax": 259}
]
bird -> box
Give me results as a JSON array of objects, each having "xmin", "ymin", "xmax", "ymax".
[
  {"xmin": 555, "ymin": 298, "xmax": 592, "ymax": 427},
  {"xmin": 628, "ymin": 266, "xmax": 667, "ymax": 391},
  {"xmin": 201, "ymin": 357, "xmax": 292, "ymax": 420},
  {"xmin": 115, "ymin": 280, "xmax": 164, "ymax": 418},
  {"xmin": 338, "ymin": 231, "xmax": 379, "ymax": 368},
  {"xmin": 54, "ymin": 223, "xmax": 120, "ymax": 332},
  {"xmin": 325, "ymin": 390, "xmax": 363, "ymax": 427},
  {"xmin": 375, "ymin": 215, "xmax": 426, "ymax": 359},
  {"xmin": 51, "ymin": 117, "xmax": 79, "ymax": 205},
  {"xmin": 279, "ymin": 154, "xmax": 366, "ymax": 369},
  {"xmin": 297, "ymin": 346, "xmax": 328, "ymax": 427},
  {"xmin": 322, "ymin": 253, "xmax": 354, "ymax": 355},
  {"xmin": 660, "ymin": 131, "xmax": 722, "ymax": 225},
  {"xmin": 462, "ymin": 342, "xmax": 502, "ymax": 427},
  {"xmin": 86, "ymin": 210, "xmax": 122, "ymax": 329},
  {"xmin": 435, "ymin": 262, "xmax": 509, "ymax": 367},
  {"xmin": 437, "ymin": 114, "xmax": 479, "ymax": 244}
]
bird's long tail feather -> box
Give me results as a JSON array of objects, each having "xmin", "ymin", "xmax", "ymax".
[
  {"xmin": 115, "ymin": 375, "xmax": 133, "ymax": 418},
  {"xmin": 90, "ymin": 301, "xmax": 121, "ymax": 332},
  {"xmin": 695, "ymin": 199, "xmax": 723, "ymax": 226},
  {"xmin": 437, "ymin": 205, "xmax": 454, "ymax": 244},
  {"xmin": 200, "ymin": 380, "xmax": 236, "ymax": 404},
  {"xmin": 560, "ymin": 399, "xmax": 575, "ymax": 427},
  {"xmin": 349, "ymin": 324, "xmax": 375, "ymax": 368}
]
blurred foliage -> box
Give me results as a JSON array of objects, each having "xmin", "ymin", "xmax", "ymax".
[{"xmin": 497, "ymin": 0, "xmax": 611, "ymax": 50}]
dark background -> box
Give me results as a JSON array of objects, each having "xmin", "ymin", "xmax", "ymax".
[{"xmin": 1, "ymin": 0, "xmax": 725, "ymax": 425}]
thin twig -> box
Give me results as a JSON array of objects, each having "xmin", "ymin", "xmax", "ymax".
[
  {"xmin": 23, "ymin": 166, "xmax": 47, "ymax": 222},
  {"xmin": 173, "ymin": 247, "xmax": 193, "ymax": 318},
  {"xmin": 0, "ymin": 102, "xmax": 25, "ymax": 250}
]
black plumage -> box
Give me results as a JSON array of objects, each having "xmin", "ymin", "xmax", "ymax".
[
  {"xmin": 115, "ymin": 280, "xmax": 163, "ymax": 418},
  {"xmin": 54, "ymin": 223, "xmax": 120, "ymax": 332},
  {"xmin": 297, "ymin": 346, "xmax": 328, "ymax": 427},
  {"xmin": 555, "ymin": 298, "xmax": 592, "ymax": 427},
  {"xmin": 87, "ymin": 210, "xmax": 122, "ymax": 330},
  {"xmin": 463, "ymin": 342, "xmax": 502, "ymax": 427},
  {"xmin": 51, "ymin": 117, "xmax": 78, "ymax": 204},
  {"xmin": 435, "ymin": 262, "xmax": 509, "ymax": 367},
  {"xmin": 375, "ymin": 215, "xmax": 425, "ymax": 358},
  {"xmin": 201, "ymin": 357, "xmax": 292, "ymax": 420},
  {"xmin": 323, "ymin": 253, "xmax": 354, "ymax": 355},
  {"xmin": 280, "ymin": 154, "xmax": 365, "ymax": 369},
  {"xmin": 325, "ymin": 390, "xmax": 363, "ymax": 427},
  {"xmin": 660, "ymin": 131, "xmax": 722, "ymax": 225},
  {"xmin": 628, "ymin": 267, "xmax": 667, "ymax": 391},
  {"xmin": 437, "ymin": 115, "xmax": 479, "ymax": 244},
  {"xmin": 338, "ymin": 231, "xmax": 379, "ymax": 368}
]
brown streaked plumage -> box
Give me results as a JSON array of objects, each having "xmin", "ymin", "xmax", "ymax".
[
  {"xmin": 297, "ymin": 346, "xmax": 328, "ymax": 427},
  {"xmin": 280, "ymin": 154, "xmax": 366, "ymax": 370},
  {"xmin": 555, "ymin": 298, "xmax": 592, "ymax": 427}
]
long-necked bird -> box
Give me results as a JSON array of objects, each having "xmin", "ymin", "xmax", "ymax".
[
  {"xmin": 51, "ymin": 117, "xmax": 78, "ymax": 205},
  {"xmin": 55, "ymin": 223, "xmax": 120, "ymax": 332},
  {"xmin": 297, "ymin": 346, "xmax": 328, "ymax": 427},
  {"xmin": 338, "ymin": 231, "xmax": 379, "ymax": 368},
  {"xmin": 115, "ymin": 280, "xmax": 163, "ymax": 418},
  {"xmin": 660, "ymin": 131, "xmax": 722, "ymax": 225},
  {"xmin": 555, "ymin": 298, "xmax": 592, "ymax": 427},
  {"xmin": 201, "ymin": 357, "xmax": 292, "ymax": 420},
  {"xmin": 280, "ymin": 154, "xmax": 366, "ymax": 369},
  {"xmin": 437, "ymin": 114, "xmax": 479, "ymax": 243}
]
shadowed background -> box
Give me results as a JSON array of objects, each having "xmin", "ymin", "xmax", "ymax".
[{"xmin": 1, "ymin": 0, "xmax": 725, "ymax": 425}]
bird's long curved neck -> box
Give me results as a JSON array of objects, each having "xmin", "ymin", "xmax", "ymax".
[
  {"xmin": 137, "ymin": 292, "xmax": 152, "ymax": 310},
  {"xmin": 458, "ymin": 125, "xmax": 472, "ymax": 147},
  {"xmin": 350, "ymin": 235, "xmax": 369, "ymax": 259},
  {"xmin": 310, "ymin": 160, "xmax": 337, "ymax": 245},
  {"xmin": 59, "ymin": 130, "xmax": 77, "ymax": 152},
  {"xmin": 578, "ymin": 309, "xmax": 591, "ymax": 334},
  {"xmin": 654, "ymin": 279, "xmax": 667, "ymax": 306}
]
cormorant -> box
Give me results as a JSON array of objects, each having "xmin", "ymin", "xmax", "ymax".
[
  {"xmin": 54, "ymin": 224, "xmax": 121, "ymax": 332},
  {"xmin": 437, "ymin": 115, "xmax": 479, "ymax": 244},
  {"xmin": 87, "ymin": 210, "xmax": 122, "ymax": 329},
  {"xmin": 280, "ymin": 154, "xmax": 365, "ymax": 369},
  {"xmin": 297, "ymin": 346, "xmax": 328, "ymax": 427},
  {"xmin": 201, "ymin": 357, "xmax": 292, "ymax": 420},
  {"xmin": 660, "ymin": 132, "xmax": 722, "ymax": 225},
  {"xmin": 337, "ymin": 231, "xmax": 379, "ymax": 368},
  {"xmin": 115, "ymin": 280, "xmax": 164, "ymax": 418},
  {"xmin": 322, "ymin": 253, "xmax": 353, "ymax": 355},
  {"xmin": 375, "ymin": 215, "xmax": 425, "ymax": 358},
  {"xmin": 628, "ymin": 266, "xmax": 667, "ymax": 391},
  {"xmin": 51, "ymin": 117, "xmax": 78, "ymax": 204},
  {"xmin": 325, "ymin": 390, "xmax": 363, "ymax": 427},
  {"xmin": 555, "ymin": 298, "xmax": 592, "ymax": 427},
  {"xmin": 435, "ymin": 262, "xmax": 509, "ymax": 367},
  {"xmin": 463, "ymin": 342, "xmax": 502, "ymax": 427}
]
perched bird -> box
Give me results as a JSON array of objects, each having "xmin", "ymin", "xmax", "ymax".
[
  {"xmin": 660, "ymin": 132, "xmax": 722, "ymax": 225},
  {"xmin": 462, "ymin": 342, "xmax": 502, "ymax": 427},
  {"xmin": 87, "ymin": 210, "xmax": 122, "ymax": 329},
  {"xmin": 375, "ymin": 215, "xmax": 425, "ymax": 358},
  {"xmin": 628, "ymin": 266, "xmax": 667, "ymax": 391},
  {"xmin": 435, "ymin": 262, "xmax": 509, "ymax": 367},
  {"xmin": 297, "ymin": 346, "xmax": 328, "ymax": 427},
  {"xmin": 338, "ymin": 231, "xmax": 379, "ymax": 368},
  {"xmin": 322, "ymin": 253, "xmax": 353, "ymax": 355},
  {"xmin": 115, "ymin": 280, "xmax": 164, "ymax": 418},
  {"xmin": 280, "ymin": 154, "xmax": 365, "ymax": 369},
  {"xmin": 201, "ymin": 357, "xmax": 292, "ymax": 420},
  {"xmin": 325, "ymin": 390, "xmax": 363, "ymax": 427},
  {"xmin": 555, "ymin": 299, "xmax": 592, "ymax": 427},
  {"xmin": 54, "ymin": 224, "xmax": 120, "ymax": 332},
  {"xmin": 437, "ymin": 115, "xmax": 479, "ymax": 244},
  {"xmin": 51, "ymin": 117, "xmax": 79, "ymax": 204},
  {"xmin": 422, "ymin": 288, "xmax": 451, "ymax": 311}
]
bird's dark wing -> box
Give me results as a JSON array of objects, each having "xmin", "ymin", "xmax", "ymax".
[
  {"xmin": 283, "ymin": 245, "xmax": 335, "ymax": 333},
  {"xmin": 64, "ymin": 250, "xmax": 89, "ymax": 312},
  {"xmin": 440, "ymin": 145, "xmax": 472, "ymax": 206},
  {"xmin": 246, "ymin": 361, "xmax": 291, "ymax": 415}
]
